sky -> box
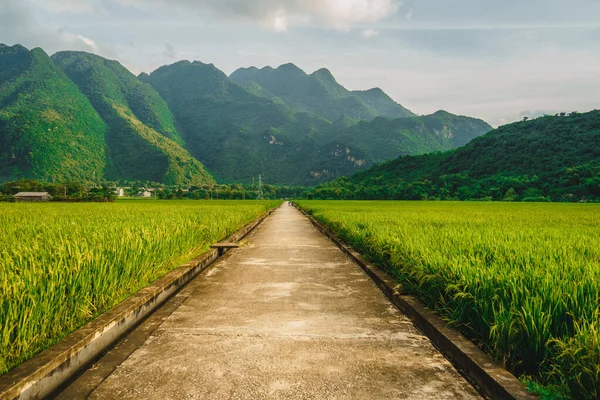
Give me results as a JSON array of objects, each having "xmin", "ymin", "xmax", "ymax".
[{"xmin": 1, "ymin": 0, "xmax": 599, "ymax": 127}]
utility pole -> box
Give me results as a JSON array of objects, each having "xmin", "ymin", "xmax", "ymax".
[{"xmin": 257, "ymin": 175, "xmax": 264, "ymax": 200}]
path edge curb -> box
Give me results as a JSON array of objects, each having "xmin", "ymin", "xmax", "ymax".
[
  {"xmin": 0, "ymin": 205, "xmax": 280, "ymax": 400},
  {"xmin": 292, "ymin": 202, "xmax": 536, "ymax": 400}
]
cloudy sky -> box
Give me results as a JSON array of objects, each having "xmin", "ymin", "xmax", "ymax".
[{"xmin": 1, "ymin": 0, "xmax": 599, "ymax": 126}]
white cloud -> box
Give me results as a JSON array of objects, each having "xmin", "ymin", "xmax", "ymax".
[
  {"xmin": 263, "ymin": 8, "xmax": 290, "ymax": 33},
  {"xmin": 362, "ymin": 29, "xmax": 380, "ymax": 38},
  {"xmin": 300, "ymin": 0, "xmax": 400, "ymax": 30},
  {"xmin": 74, "ymin": 34, "xmax": 100, "ymax": 52},
  {"xmin": 113, "ymin": 0, "xmax": 401, "ymax": 32}
]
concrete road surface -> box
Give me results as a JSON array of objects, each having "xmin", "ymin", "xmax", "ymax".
[{"xmin": 62, "ymin": 203, "xmax": 480, "ymax": 399}]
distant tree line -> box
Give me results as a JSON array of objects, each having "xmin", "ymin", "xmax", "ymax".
[
  {"xmin": 0, "ymin": 180, "xmax": 117, "ymax": 202},
  {"xmin": 0, "ymin": 179, "xmax": 305, "ymax": 202},
  {"xmin": 303, "ymin": 162, "xmax": 600, "ymax": 202}
]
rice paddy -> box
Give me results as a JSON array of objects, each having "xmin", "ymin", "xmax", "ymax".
[{"xmin": 296, "ymin": 200, "xmax": 600, "ymax": 399}]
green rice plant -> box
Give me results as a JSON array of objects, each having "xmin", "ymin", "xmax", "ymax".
[
  {"xmin": 297, "ymin": 201, "xmax": 600, "ymax": 399},
  {"xmin": 0, "ymin": 200, "xmax": 279, "ymax": 375},
  {"xmin": 551, "ymin": 312, "xmax": 600, "ymax": 399}
]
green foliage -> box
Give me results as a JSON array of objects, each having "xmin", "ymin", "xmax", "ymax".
[
  {"xmin": 297, "ymin": 200, "xmax": 600, "ymax": 399},
  {"xmin": 0, "ymin": 200, "xmax": 280, "ymax": 375},
  {"xmin": 230, "ymin": 63, "xmax": 416, "ymax": 122},
  {"xmin": 306, "ymin": 111, "xmax": 600, "ymax": 202},
  {"xmin": 52, "ymin": 51, "xmax": 183, "ymax": 144},
  {"xmin": 51, "ymin": 51, "xmax": 214, "ymax": 186},
  {"xmin": 0, "ymin": 45, "xmax": 106, "ymax": 183},
  {"xmin": 550, "ymin": 312, "xmax": 600, "ymax": 399},
  {"xmin": 314, "ymin": 113, "xmax": 491, "ymax": 178}
]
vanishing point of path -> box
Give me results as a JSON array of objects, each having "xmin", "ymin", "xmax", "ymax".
[{"xmin": 59, "ymin": 203, "xmax": 480, "ymax": 399}]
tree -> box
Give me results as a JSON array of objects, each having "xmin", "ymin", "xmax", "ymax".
[
  {"xmin": 456, "ymin": 186, "xmax": 474, "ymax": 201},
  {"xmin": 503, "ymin": 188, "xmax": 518, "ymax": 202}
]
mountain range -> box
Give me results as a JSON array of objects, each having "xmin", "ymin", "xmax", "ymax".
[
  {"xmin": 307, "ymin": 110, "xmax": 600, "ymax": 201},
  {"xmin": 230, "ymin": 63, "xmax": 415, "ymax": 121},
  {"xmin": 0, "ymin": 44, "xmax": 492, "ymax": 185}
]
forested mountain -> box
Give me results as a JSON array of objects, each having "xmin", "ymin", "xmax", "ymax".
[
  {"xmin": 0, "ymin": 45, "xmax": 107, "ymax": 182},
  {"xmin": 307, "ymin": 111, "xmax": 600, "ymax": 201},
  {"xmin": 230, "ymin": 64, "xmax": 415, "ymax": 122},
  {"xmin": 0, "ymin": 44, "xmax": 492, "ymax": 186},
  {"xmin": 140, "ymin": 60, "xmax": 333, "ymax": 184},
  {"xmin": 143, "ymin": 60, "xmax": 490, "ymax": 185},
  {"xmin": 51, "ymin": 51, "xmax": 214, "ymax": 185},
  {"xmin": 352, "ymin": 88, "xmax": 414, "ymax": 120},
  {"xmin": 312, "ymin": 111, "xmax": 491, "ymax": 178}
]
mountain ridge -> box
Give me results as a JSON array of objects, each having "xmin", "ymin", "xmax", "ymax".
[
  {"xmin": 145, "ymin": 59, "xmax": 490, "ymax": 184},
  {"xmin": 0, "ymin": 44, "xmax": 492, "ymax": 186},
  {"xmin": 230, "ymin": 63, "xmax": 416, "ymax": 122}
]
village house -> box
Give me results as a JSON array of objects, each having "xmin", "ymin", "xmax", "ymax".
[
  {"xmin": 139, "ymin": 188, "xmax": 158, "ymax": 198},
  {"xmin": 13, "ymin": 192, "xmax": 52, "ymax": 202}
]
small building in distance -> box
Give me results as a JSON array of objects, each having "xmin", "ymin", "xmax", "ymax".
[
  {"xmin": 14, "ymin": 192, "xmax": 52, "ymax": 202},
  {"xmin": 139, "ymin": 188, "xmax": 158, "ymax": 198}
]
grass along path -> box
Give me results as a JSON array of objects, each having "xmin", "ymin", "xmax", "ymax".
[
  {"xmin": 296, "ymin": 201, "xmax": 600, "ymax": 399},
  {"xmin": 0, "ymin": 200, "xmax": 280, "ymax": 375}
]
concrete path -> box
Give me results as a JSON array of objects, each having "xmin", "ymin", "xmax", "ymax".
[{"xmin": 73, "ymin": 203, "xmax": 480, "ymax": 399}]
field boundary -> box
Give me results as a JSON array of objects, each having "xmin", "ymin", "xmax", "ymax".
[
  {"xmin": 0, "ymin": 205, "xmax": 279, "ymax": 400},
  {"xmin": 292, "ymin": 203, "xmax": 536, "ymax": 400}
]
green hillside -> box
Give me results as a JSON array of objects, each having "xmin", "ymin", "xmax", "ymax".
[
  {"xmin": 52, "ymin": 52, "xmax": 214, "ymax": 185},
  {"xmin": 352, "ymin": 88, "xmax": 415, "ymax": 119},
  {"xmin": 143, "ymin": 60, "xmax": 486, "ymax": 185},
  {"xmin": 230, "ymin": 64, "xmax": 415, "ymax": 122},
  {"xmin": 0, "ymin": 45, "xmax": 106, "ymax": 183},
  {"xmin": 307, "ymin": 111, "xmax": 600, "ymax": 201},
  {"xmin": 0, "ymin": 44, "xmax": 492, "ymax": 186},
  {"xmin": 313, "ymin": 111, "xmax": 491, "ymax": 179},
  {"xmin": 141, "ymin": 60, "xmax": 335, "ymax": 185}
]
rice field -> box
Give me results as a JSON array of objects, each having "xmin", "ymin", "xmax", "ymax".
[
  {"xmin": 0, "ymin": 200, "xmax": 280, "ymax": 375},
  {"xmin": 296, "ymin": 201, "xmax": 600, "ymax": 399}
]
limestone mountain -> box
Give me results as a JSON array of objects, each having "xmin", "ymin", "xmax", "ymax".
[
  {"xmin": 0, "ymin": 45, "xmax": 107, "ymax": 183},
  {"xmin": 352, "ymin": 88, "xmax": 414, "ymax": 120},
  {"xmin": 52, "ymin": 51, "xmax": 214, "ymax": 185},
  {"xmin": 230, "ymin": 63, "xmax": 415, "ymax": 122},
  {"xmin": 0, "ymin": 44, "xmax": 492, "ymax": 186},
  {"xmin": 140, "ymin": 60, "xmax": 334, "ymax": 185},
  {"xmin": 143, "ymin": 60, "xmax": 488, "ymax": 185},
  {"xmin": 312, "ymin": 111, "xmax": 492, "ymax": 179},
  {"xmin": 308, "ymin": 111, "xmax": 600, "ymax": 201}
]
